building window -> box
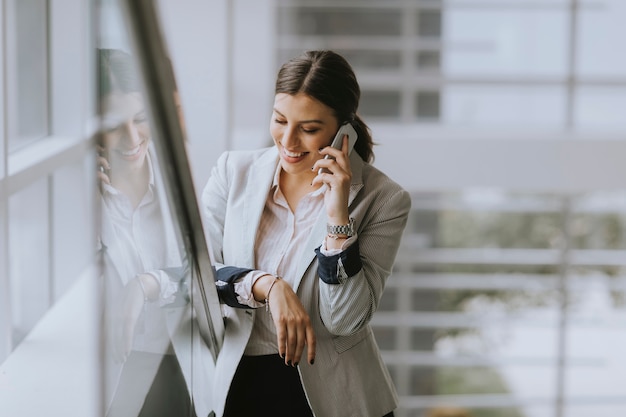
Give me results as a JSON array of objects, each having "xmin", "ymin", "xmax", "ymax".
[{"xmin": 8, "ymin": 0, "xmax": 49, "ymax": 152}]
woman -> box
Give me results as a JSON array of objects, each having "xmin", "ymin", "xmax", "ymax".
[
  {"xmin": 98, "ymin": 48, "xmax": 193, "ymax": 417},
  {"xmin": 202, "ymin": 50, "xmax": 411, "ymax": 417}
]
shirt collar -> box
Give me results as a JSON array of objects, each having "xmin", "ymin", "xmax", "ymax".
[{"xmin": 270, "ymin": 163, "xmax": 327, "ymax": 200}]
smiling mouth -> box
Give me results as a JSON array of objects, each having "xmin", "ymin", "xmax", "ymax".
[
  {"xmin": 116, "ymin": 141, "xmax": 144, "ymax": 157},
  {"xmin": 283, "ymin": 149, "xmax": 307, "ymax": 158}
]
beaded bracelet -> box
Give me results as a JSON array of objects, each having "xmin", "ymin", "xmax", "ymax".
[{"xmin": 265, "ymin": 276, "xmax": 281, "ymax": 312}]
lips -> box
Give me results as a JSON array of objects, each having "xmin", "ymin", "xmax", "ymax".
[
  {"xmin": 114, "ymin": 141, "xmax": 146, "ymax": 160},
  {"xmin": 284, "ymin": 149, "xmax": 306, "ymax": 158}
]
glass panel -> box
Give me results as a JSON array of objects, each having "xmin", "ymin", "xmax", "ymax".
[
  {"xmin": 360, "ymin": 90, "xmax": 401, "ymax": 118},
  {"xmin": 575, "ymin": 87, "xmax": 626, "ymax": 129},
  {"xmin": 97, "ymin": 1, "xmax": 222, "ymax": 416},
  {"xmin": 380, "ymin": 190, "xmax": 626, "ymax": 416},
  {"xmin": 578, "ymin": 0, "xmax": 626, "ymax": 78},
  {"xmin": 278, "ymin": 7, "xmax": 402, "ymax": 36},
  {"xmin": 565, "ymin": 191, "xmax": 626, "ymax": 411},
  {"xmin": 417, "ymin": 50, "xmax": 441, "ymax": 72},
  {"xmin": 415, "ymin": 91, "xmax": 441, "ymax": 119},
  {"xmin": 444, "ymin": 9, "xmax": 568, "ymax": 77},
  {"xmin": 443, "ymin": 85, "xmax": 566, "ymax": 127},
  {"xmin": 417, "ymin": 9, "xmax": 442, "ymax": 38},
  {"xmin": 8, "ymin": 0, "xmax": 48, "ymax": 151},
  {"xmin": 98, "ymin": 56, "xmax": 198, "ymax": 415},
  {"xmin": 8, "ymin": 178, "xmax": 50, "ymax": 346}
]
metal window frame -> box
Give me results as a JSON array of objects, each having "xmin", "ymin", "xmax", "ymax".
[{"xmin": 120, "ymin": 0, "xmax": 225, "ymax": 359}]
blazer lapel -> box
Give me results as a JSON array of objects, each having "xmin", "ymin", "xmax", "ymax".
[{"xmin": 240, "ymin": 148, "xmax": 280, "ymax": 267}]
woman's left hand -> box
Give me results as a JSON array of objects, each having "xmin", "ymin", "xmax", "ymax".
[{"xmin": 312, "ymin": 135, "xmax": 352, "ymax": 224}]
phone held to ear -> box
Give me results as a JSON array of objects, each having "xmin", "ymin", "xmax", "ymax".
[{"xmin": 318, "ymin": 122, "xmax": 358, "ymax": 175}]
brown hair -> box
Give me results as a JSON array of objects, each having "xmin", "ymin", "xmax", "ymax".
[
  {"xmin": 274, "ymin": 50, "xmax": 374, "ymax": 163},
  {"xmin": 98, "ymin": 48, "xmax": 141, "ymax": 97}
]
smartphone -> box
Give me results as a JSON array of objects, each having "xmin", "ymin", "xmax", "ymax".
[{"xmin": 318, "ymin": 122, "xmax": 358, "ymax": 175}]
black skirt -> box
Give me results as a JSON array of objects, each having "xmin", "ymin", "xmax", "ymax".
[
  {"xmin": 223, "ymin": 354, "xmax": 314, "ymax": 417},
  {"xmin": 223, "ymin": 354, "xmax": 395, "ymax": 417}
]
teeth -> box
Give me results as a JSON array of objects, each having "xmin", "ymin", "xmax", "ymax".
[
  {"xmin": 284, "ymin": 150, "xmax": 305, "ymax": 157},
  {"xmin": 120, "ymin": 146, "xmax": 141, "ymax": 156}
]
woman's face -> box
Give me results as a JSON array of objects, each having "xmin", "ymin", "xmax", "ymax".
[
  {"xmin": 270, "ymin": 92, "xmax": 340, "ymax": 178},
  {"xmin": 101, "ymin": 92, "xmax": 150, "ymax": 173}
]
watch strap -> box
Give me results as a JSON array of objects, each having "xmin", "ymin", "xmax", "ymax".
[{"xmin": 327, "ymin": 217, "xmax": 355, "ymax": 237}]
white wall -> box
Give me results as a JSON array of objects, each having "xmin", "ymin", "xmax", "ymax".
[{"xmin": 156, "ymin": 0, "xmax": 231, "ymax": 191}]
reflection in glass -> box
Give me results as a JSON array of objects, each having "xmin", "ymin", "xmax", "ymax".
[{"xmin": 97, "ymin": 48, "xmax": 193, "ymax": 416}]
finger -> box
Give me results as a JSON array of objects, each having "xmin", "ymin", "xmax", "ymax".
[
  {"xmin": 97, "ymin": 171, "xmax": 111, "ymax": 185},
  {"xmin": 292, "ymin": 324, "xmax": 307, "ymax": 366},
  {"xmin": 285, "ymin": 319, "xmax": 298, "ymax": 365},
  {"xmin": 341, "ymin": 134, "xmax": 349, "ymax": 154},
  {"xmin": 275, "ymin": 317, "xmax": 287, "ymax": 360},
  {"xmin": 306, "ymin": 325, "xmax": 316, "ymax": 365},
  {"xmin": 97, "ymin": 156, "xmax": 110, "ymax": 173}
]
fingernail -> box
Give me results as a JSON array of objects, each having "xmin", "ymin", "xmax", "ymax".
[
  {"xmin": 309, "ymin": 359, "xmax": 315, "ymax": 365},
  {"xmin": 287, "ymin": 360, "xmax": 292, "ymax": 366},
  {"xmin": 280, "ymin": 353, "xmax": 285, "ymax": 358},
  {"xmin": 294, "ymin": 362, "xmax": 299, "ymax": 367}
]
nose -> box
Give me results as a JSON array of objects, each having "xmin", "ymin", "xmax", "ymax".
[
  {"xmin": 121, "ymin": 121, "xmax": 142, "ymax": 146},
  {"xmin": 280, "ymin": 125, "xmax": 299, "ymax": 149}
]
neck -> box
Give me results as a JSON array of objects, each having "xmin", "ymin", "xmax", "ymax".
[
  {"xmin": 279, "ymin": 168, "xmax": 320, "ymax": 212},
  {"xmin": 110, "ymin": 162, "xmax": 150, "ymax": 208}
]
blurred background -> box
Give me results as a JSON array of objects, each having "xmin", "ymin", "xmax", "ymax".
[{"xmin": 1, "ymin": 1, "xmax": 626, "ymax": 416}]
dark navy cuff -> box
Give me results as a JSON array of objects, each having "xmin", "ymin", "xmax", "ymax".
[
  {"xmin": 215, "ymin": 266, "xmax": 254, "ymax": 309},
  {"xmin": 314, "ymin": 240, "xmax": 363, "ymax": 285}
]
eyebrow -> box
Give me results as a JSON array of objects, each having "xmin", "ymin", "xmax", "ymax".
[{"xmin": 273, "ymin": 108, "xmax": 325, "ymax": 124}]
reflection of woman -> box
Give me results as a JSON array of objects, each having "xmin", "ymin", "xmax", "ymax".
[
  {"xmin": 97, "ymin": 48, "xmax": 192, "ymax": 417},
  {"xmin": 202, "ymin": 50, "xmax": 411, "ymax": 417}
]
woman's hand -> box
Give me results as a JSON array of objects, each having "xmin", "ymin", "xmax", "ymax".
[
  {"xmin": 253, "ymin": 275, "xmax": 316, "ymax": 366},
  {"xmin": 97, "ymin": 145, "xmax": 111, "ymax": 186},
  {"xmin": 112, "ymin": 274, "xmax": 157, "ymax": 363},
  {"xmin": 312, "ymin": 135, "xmax": 352, "ymax": 226}
]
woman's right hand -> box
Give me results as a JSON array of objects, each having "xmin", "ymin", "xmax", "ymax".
[
  {"xmin": 97, "ymin": 145, "xmax": 111, "ymax": 186},
  {"xmin": 253, "ymin": 275, "xmax": 316, "ymax": 366}
]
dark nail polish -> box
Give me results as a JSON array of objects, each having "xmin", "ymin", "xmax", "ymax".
[
  {"xmin": 287, "ymin": 360, "xmax": 292, "ymax": 366},
  {"xmin": 294, "ymin": 362, "xmax": 299, "ymax": 367},
  {"xmin": 309, "ymin": 359, "xmax": 315, "ymax": 365}
]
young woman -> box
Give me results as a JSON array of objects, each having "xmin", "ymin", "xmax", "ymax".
[
  {"xmin": 202, "ymin": 50, "xmax": 411, "ymax": 417},
  {"xmin": 98, "ymin": 48, "xmax": 193, "ymax": 417}
]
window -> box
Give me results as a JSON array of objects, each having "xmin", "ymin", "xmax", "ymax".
[
  {"xmin": 6, "ymin": 0, "xmax": 49, "ymax": 152},
  {"xmin": 0, "ymin": 0, "xmax": 95, "ymax": 364}
]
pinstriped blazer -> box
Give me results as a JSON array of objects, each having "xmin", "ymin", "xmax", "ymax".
[{"xmin": 201, "ymin": 146, "xmax": 411, "ymax": 417}]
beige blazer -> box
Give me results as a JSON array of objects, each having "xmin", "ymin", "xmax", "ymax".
[{"xmin": 201, "ymin": 146, "xmax": 411, "ymax": 417}]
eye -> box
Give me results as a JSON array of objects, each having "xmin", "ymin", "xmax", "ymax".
[
  {"xmin": 302, "ymin": 128, "xmax": 319, "ymax": 134},
  {"xmin": 274, "ymin": 118, "xmax": 287, "ymax": 125},
  {"xmin": 134, "ymin": 113, "xmax": 148, "ymax": 124}
]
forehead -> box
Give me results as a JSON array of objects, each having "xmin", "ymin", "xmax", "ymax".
[
  {"xmin": 101, "ymin": 92, "xmax": 145, "ymax": 120},
  {"xmin": 273, "ymin": 93, "xmax": 335, "ymax": 120}
]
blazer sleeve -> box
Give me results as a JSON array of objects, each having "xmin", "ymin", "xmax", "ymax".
[{"xmin": 317, "ymin": 183, "xmax": 411, "ymax": 336}]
